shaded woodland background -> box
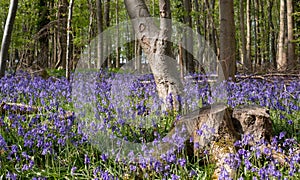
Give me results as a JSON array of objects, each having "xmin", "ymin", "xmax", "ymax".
[{"xmin": 0, "ymin": 0, "xmax": 299, "ymax": 75}]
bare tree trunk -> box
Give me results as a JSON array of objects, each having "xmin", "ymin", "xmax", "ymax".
[
  {"xmin": 115, "ymin": 0, "xmax": 120, "ymax": 68},
  {"xmin": 259, "ymin": 0, "xmax": 265, "ymax": 67},
  {"xmin": 55, "ymin": 0, "xmax": 68, "ymax": 69},
  {"xmin": 104, "ymin": 0, "xmax": 110, "ymax": 28},
  {"xmin": 205, "ymin": 0, "xmax": 217, "ymax": 57},
  {"xmin": 125, "ymin": 0, "xmax": 183, "ymax": 110},
  {"xmin": 0, "ymin": 0, "xmax": 18, "ymax": 78},
  {"xmin": 87, "ymin": 0, "xmax": 94, "ymax": 69},
  {"xmin": 268, "ymin": 0, "xmax": 276, "ymax": 69},
  {"xmin": 219, "ymin": 0, "xmax": 236, "ymax": 81},
  {"xmin": 103, "ymin": 0, "xmax": 110, "ymax": 69},
  {"xmin": 96, "ymin": 0, "xmax": 104, "ymax": 69},
  {"xmin": 287, "ymin": 0, "xmax": 296, "ymax": 69},
  {"xmin": 239, "ymin": 0, "xmax": 247, "ymax": 72},
  {"xmin": 37, "ymin": 0, "xmax": 50, "ymax": 69},
  {"xmin": 66, "ymin": 0, "xmax": 74, "ymax": 80},
  {"xmin": 183, "ymin": 0, "xmax": 194, "ymax": 74},
  {"xmin": 179, "ymin": 42, "xmax": 184, "ymax": 79},
  {"xmin": 254, "ymin": 0, "xmax": 261, "ymax": 70},
  {"xmin": 134, "ymin": 39, "xmax": 142, "ymax": 73},
  {"xmin": 277, "ymin": 0, "xmax": 287, "ymax": 71},
  {"xmin": 194, "ymin": 0, "xmax": 205, "ymax": 72},
  {"xmin": 246, "ymin": 0, "xmax": 252, "ymax": 72}
]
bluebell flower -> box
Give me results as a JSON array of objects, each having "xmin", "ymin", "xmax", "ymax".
[{"xmin": 84, "ymin": 154, "xmax": 90, "ymax": 165}]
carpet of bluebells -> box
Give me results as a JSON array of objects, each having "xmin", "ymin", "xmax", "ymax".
[{"xmin": 0, "ymin": 71, "xmax": 299, "ymax": 179}]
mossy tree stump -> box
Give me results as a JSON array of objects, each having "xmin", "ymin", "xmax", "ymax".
[{"xmin": 155, "ymin": 103, "xmax": 274, "ymax": 179}]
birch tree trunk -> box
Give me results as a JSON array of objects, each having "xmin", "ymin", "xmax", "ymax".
[
  {"xmin": 277, "ymin": 0, "xmax": 287, "ymax": 71},
  {"xmin": 115, "ymin": 0, "xmax": 120, "ymax": 68},
  {"xmin": 287, "ymin": 0, "xmax": 296, "ymax": 69},
  {"xmin": 0, "ymin": 0, "xmax": 18, "ymax": 78},
  {"xmin": 219, "ymin": 0, "xmax": 236, "ymax": 81},
  {"xmin": 124, "ymin": 0, "xmax": 183, "ymax": 110},
  {"xmin": 66, "ymin": 0, "xmax": 74, "ymax": 80}
]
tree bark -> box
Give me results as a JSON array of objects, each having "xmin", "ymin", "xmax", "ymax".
[
  {"xmin": 37, "ymin": 0, "xmax": 50, "ymax": 69},
  {"xmin": 287, "ymin": 0, "xmax": 296, "ymax": 69},
  {"xmin": 268, "ymin": 0, "xmax": 276, "ymax": 69},
  {"xmin": 0, "ymin": 0, "xmax": 18, "ymax": 78},
  {"xmin": 124, "ymin": 0, "xmax": 183, "ymax": 110},
  {"xmin": 55, "ymin": 0, "xmax": 68, "ymax": 69},
  {"xmin": 239, "ymin": 0, "xmax": 247, "ymax": 73},
  {"xmin": 134, "ymin": 39, "xmax": 142, "ymax": 73},
  {"xmin": 87, "ymin": 0, "xmax": 94, "ymax": 69},
  {"xmin": 219, "ymin": 0, "xmax": 236, "ymax": 81},
  {"xmin": 277, "ymin": 0, "xmax": 287, "ymax": 71},
  {"xmin": 115, "ymin": 0, "xmax": 120, "ymax": 68},
  {"xmin": 96, "ymin": 0, "xmax": 104, "ymax": 69},
  {"xmin": 66, "ymin": 0, "xmax": 74, "ymax": 80},
  {"xmin": 246, "ymin": 0, "xmax": 252, "ymax": 72},
  {"xmin": 182, "ymin": 0, "xmax": 195, "ymax": 75}
]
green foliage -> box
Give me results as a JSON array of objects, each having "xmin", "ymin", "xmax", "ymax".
[{"xmin": 46, "ymin": 68, "xmax": 66, "ymax": 78}]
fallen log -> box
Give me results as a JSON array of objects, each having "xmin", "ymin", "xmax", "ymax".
[
  {"xmin": 0, "ymin": 102, "xmax": 73, "ymax": 120},
  {"xmin": 0, "ymin": 102, "xmax": 39, "ymax": 114}
]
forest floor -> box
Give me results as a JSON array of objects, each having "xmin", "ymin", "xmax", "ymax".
[{"xmin": 0, "ymin": 70, "xmax": 299, "ymax": 179}]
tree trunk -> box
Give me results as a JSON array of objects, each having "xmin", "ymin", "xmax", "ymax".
[
  {"xmin": 103, "ymin": 0, "xmax": 111, "ymax": 69},
  {"xmin": 124, "ymin": 0, "xmax": 183, "ymax": 110},
  {"xmin": 115, "ymin": 0, "xmax": 120, "ymax": 68},
  {"xmin": 55, "ymin": 0, "xmax": 68, "ymax": 69},
  {"xmin": 37, "ymin": 0, "xmax": 50, "ymax": 69},
  {"xmin": 87, "ymin": 0, "xmax": 94, "ymax": 69},
  {"xmin": 246, "ymin": 0, "xmax": 252, "ymax": 72},
  {"xmin": 277, "ymin": 0, "xmax": 287, "ymax": 71},
  {"xmin": 239, "ymin": 0, "xmax": 247, "ymax": 73},
  {"xmin": 66, "ymin": 0, "xmax": 74, "ymax": 80},
  {"xmin": 0, "ymin": 0, "xmax": 18, "ymax": 78},
  {"xmin": 134, "ymin": 39, "xmax": 142, "ymax": 73},
  {"xmin": 219, "ymin": 0, "xmax": 236, "ymax": 81},
  {"xmin": 205, "ymin": 0, "xmax": 218, "ymax": 58},
  {"xmin": 254, "ymin": 0, "xmax": 261, "ymax": 70},
  {"xmin": 268, "ymin": 0, "xmax": 276, "ymax": 69},
  {"xmin": 259, "ymin": 0, "xmax": 265, "ymax": 67},
  {"xmin": 182, "ymin": 0, "xmax": 194, "ymax": 74},
  {"xmin": 287, "ymin": 0, "xmax": 296, "ymax": 69},
  {"xmin": 96, "ymin": 0, "xmax": 104, "ymax": 69}
]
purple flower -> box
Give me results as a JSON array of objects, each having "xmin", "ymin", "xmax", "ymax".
[
  {"xmin": 0, "ymin": 135, "xmax": 7, "ymax": 150},
  {"xmin": 196, "ymin": 129, "xmax": 203, "ymax": 136},
  {"xmin": 6, "ymin": 172, "xmax": 17, "ymax": 180},
  {"xmin": 11, "ymin": 145, "xmax": 18, "ymax": 154},
  {"xmin": 129, "ymin": 165, "xmax": 136, "ymax": 171},
  {"xmin": 71, "ymin": 166, "xmax": 77, "ymax": 175},
  {"xmin": 279, "ymin": 131, "xmax": 286, "ymax": 140},
  {"xmin": 171, "ymin": 174, "xmax": 180, "ymax": 180},
  {"xmin": 177, "ymin": 158, "xmax": 186, "ymax": 167},
  {"xmin": 189, "ymin": 170, "xmax": 197, "ymax": 177},
  {"xmin": 84, "ymin": 154, "xmax": 90, "ymax": 165},
  {"xmin": 101, "ymin": 153, "xmax": 108, "ymax": 162},
  {"xmin": 219, "ymin": 167, "xmax": 231, "ymax": 180}
]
